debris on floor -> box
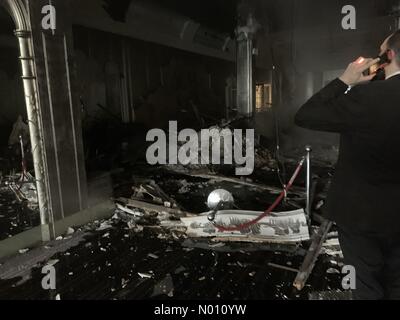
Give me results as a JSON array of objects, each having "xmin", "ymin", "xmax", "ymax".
[
  {"xmin": 0, "ymin": 175, "xmax": 40, "ymax": 240},
  {"xmin": 0, "ymin": 210, "xmax": 345, "ymax": 300},
  {"xmin": 0, "ymin": 148, "xmax": 345, "ymax": 300},
  {"xmin": 152, "ymin": 273, "xmax": 174, "ymax": 298},
  {"xmin": 6, "ymin": 172, "xmax": 38, "ymax": 208}
]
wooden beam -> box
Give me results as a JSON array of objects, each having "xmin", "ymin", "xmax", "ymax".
[
  {"xmin": 115, "ymin": 197, "xmax": 195, "ymax": 217},
  {"xmin": 293, "ymin": 219, "xmax": 333, "ymax": 291}
]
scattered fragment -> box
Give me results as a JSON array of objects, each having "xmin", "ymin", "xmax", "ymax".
[
  {"xmin": 97, "ymin": 221, "xmax": 113, "ymax": 231},
  {"xmin": 152, "ymin": 274, "xmax": 174, "ymax": 297},
  {"xmin": 127, "ymin": 221, "xmax": 144, "ymax": 232},
  {"xmin": 316, "ymin": 200, "xmax": 324, "ymax": 210},
  {"xmin": 327, "ymin": 268, "xmax": 341, "ymax": 274},
  {"xmin": 174, "ymin": 266, "xmax": 186, "ymax": 274},
  {"xmin": 163, "ymin": 201, "xmax": 172, "ymax": 208},
  {"xmin": 121, "ymin": 278, "xmax": 129, "ymax": 289},
  {"xmin": 138, "ymin": 272, "xmax": 153, "ymax": 279},
  {"xmin": 112, "ymin": 213, "xmax": 119, "ymax": 220},
  {"xmin": 209, "ymin": 242, "xmax": 225, "ymax": 248},
  {"xmin": 116, "ymin": 203, "xmax": 143, "ymax": 217},
  {"xmin": 157, "ymin": 212, "xmax": 171, "ymax": 221},
  {"xmin": 46, "ymin": 259, "xmax": 59, "ymax": 267}
]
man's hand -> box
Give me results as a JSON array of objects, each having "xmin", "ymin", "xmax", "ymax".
[{"xmin": 339, "ymin": 57, "xmax": 380, "ymax": 86}]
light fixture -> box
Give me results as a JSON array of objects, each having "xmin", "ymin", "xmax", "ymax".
[{"xmin": 206, "ymin": 189, "xmax": 234, "ymax": 222}]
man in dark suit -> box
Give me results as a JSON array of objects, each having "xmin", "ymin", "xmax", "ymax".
[{"xmin": 295, "ymin": 31, "xmax": 400, "ymax": 300}]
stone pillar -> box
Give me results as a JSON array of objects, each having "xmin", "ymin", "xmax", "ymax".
[
  {"xmin": 25, "ymin": 0, "xmax": 88, "ymax": 238},
  {"xmin": 236, "ymin": 13, "xmax": 259, "ymax": 118},
  {"xmin": 1, "ymin": 0, "xmax": 90, "ymax": 243}
]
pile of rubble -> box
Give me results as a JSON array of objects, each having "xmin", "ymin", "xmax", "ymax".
[
  {"xmin": 114, "ymin": 181, "xmax": 189, "ymax": 241},
  {"xmin": 162, "ymin": 123, "xmax": 277, "ymax": 175},
  {"xmin": 0, "ymin": 171, "xmax": 38, "ymax": 210}
]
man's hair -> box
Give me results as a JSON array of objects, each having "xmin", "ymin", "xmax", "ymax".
[{"xmin": 387, "ymin": 30, "xmax": 400, "ymax": 64}]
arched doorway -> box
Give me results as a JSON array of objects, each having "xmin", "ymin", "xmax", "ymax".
[{"xmin": 0, "ymin": 0, "xmax": 50, "ymax": 236}]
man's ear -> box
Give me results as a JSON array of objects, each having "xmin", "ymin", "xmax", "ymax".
[{"xmin": 388, "ymin": 49, "xmax": 395, "ymax": 62}]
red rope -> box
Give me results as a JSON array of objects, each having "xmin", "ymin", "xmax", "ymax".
[{"xmin": 214, "ymin": 158, "xmax": 305, "ymax": 232}]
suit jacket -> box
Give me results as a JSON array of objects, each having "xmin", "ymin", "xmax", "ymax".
[{"xmin": 295, "ymin": 75, "xmax": 400, "ymax": 234}]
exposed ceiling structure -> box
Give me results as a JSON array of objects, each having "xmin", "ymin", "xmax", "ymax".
[
  {"xmin": 102, "ymin": 0, "xmax": 238, "ymax": 34},
  {"xmin": 74, "ymin": 0, "xmax": 236, "ymax": 61}
]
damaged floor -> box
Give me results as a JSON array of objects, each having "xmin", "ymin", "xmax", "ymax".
[
  {"xmin": 0, "ymin": 186, "xmax": 40, "ymax": 241},
  {"xmin": 0, "ymin": 217, "xmax": 346, "ymax": 300},
  {"xmin": 0, "ymin": 161, "xmax": 350, "ymax": 300}
]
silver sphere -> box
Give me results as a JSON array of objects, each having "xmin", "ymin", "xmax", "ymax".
[{"xmin": 207, "ymin": 189, "xmax": 234, "ymax": 211}]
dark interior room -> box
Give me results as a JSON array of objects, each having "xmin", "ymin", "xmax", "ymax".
[{"xmin": 1, "ymin": 0, "xmax": 400, "ymax": 305}]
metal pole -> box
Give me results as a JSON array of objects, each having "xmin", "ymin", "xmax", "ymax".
[
  {"xmin": 305, "ymin": 145, "xmax": 312, "ymax": 218},
  {"xmin": 15, "ymin": 30, "xmax": 53, "ymax": 240},
  {"xmin": 19, "ymin": 134, "xmax": 26, "ymax": 177}
]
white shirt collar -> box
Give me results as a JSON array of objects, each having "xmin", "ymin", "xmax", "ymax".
[{"xmin": 385, "ymin": 71, "xmax": 400, "ymax": 80}]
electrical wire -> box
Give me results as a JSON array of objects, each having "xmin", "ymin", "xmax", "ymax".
[{"xmin": 268, "ymin": 28, "xmax": 288, "ymax": 192}]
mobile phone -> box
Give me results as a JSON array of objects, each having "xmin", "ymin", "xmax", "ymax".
[
  {"xmin": 364, "ymin": 50, "xmax": 391, "ymax": 77},
  {"xmin": 370, "ymin": 68, "xmax": 386, "ymax": 82},
  {"xmin": 378, "ymin": 50, "xmax": 391, "ymax": 65}
]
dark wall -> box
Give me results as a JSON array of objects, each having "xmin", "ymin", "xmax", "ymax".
[
  {"xmin": 0, "ymin": 8, "xmax": 26, "ymax": 149},
  {"xmin": 250, "ymin": 0, "xmax": 397, "ymax": 163},
  {"xmin": 0, "ymin": 45, "xmax": 26, "ymax": 148},
  {"xmin": 72, "ymin": 25, "xmax": 235, "ymax": 130}
]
